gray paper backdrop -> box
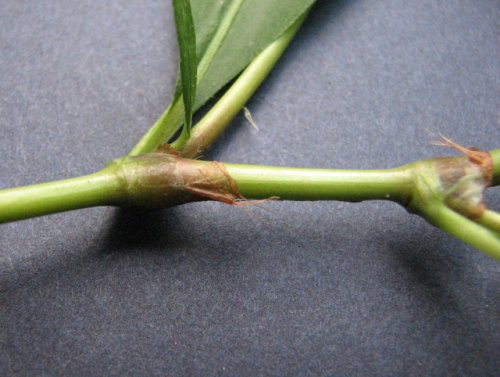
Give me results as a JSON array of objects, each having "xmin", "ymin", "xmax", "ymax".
[{"xmin": 1, "ymin": 1, "xmax": 499, "ymax": 376}]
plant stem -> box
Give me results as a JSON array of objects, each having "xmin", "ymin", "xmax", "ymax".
[
  {"xmin": 225, "ymin": 163, "xmax": 412, "ymax": 203},
  {"xmin": 130, "ymin": 11, "xmax": 308, "ymax": 158},
  {"xmin": 0, "ymin": 156, "xmax": 412, "ymax": 223},
  {"xmin": 129, "ymin": 98, "xmax": 184, "ymax": 156},
  {"xmin": 174, "ymin": 14, "xmax": 306, "ymax": 158},
  {"xmin": 490, "ymin": 148, "xmax": 500, "ymax": 186},
  {"xmin": 0, "ymin": 165, "xmax": 123, "ymax": 224},
  {"xmin": 0, "ymin": 151, "xmax": 498, "ymax": 259},
  {"xmin": 477, "ymin": 209, "xmax": 500, "ymax": 232},
  {"xmin": 420, "ymin": 203, "xmax": 500, "ymax": 259}
]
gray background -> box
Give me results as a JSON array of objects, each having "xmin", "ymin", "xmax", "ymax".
[{"xmin": 1, "ymin": 0, "xmax": 499, "ymax": 375}]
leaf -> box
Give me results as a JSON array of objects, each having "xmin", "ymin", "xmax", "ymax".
[
  {"xmin": 172, "ymin": 0, "xmax": 197, "ymax": 141},
  {"xmin": 130, "ymin": 0, "xmax": 316, "ymax": 155},
  {"xmin": 191, "ymin": 0, "xmax": 316, "ymax": 108}
]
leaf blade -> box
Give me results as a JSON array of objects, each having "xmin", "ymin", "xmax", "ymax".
[
  {"xmin": 173, "ymin": 0, "xmax": 197, "ymax": 143},
  {"xmin": 192, "ymin": 0, "xmax": 316, "ymax": 108}
]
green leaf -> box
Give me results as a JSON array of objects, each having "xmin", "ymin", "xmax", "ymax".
[
  {"xmin": 191, "ymin": 0, "xmax": 315, "ymax": 108},
  {"xmin": 130, "ymin": 0, "xmax": 316, "ymax": 156},
  {"xmin": 172, "ymin": 0, "xmax": 197, "ymax": 144}
]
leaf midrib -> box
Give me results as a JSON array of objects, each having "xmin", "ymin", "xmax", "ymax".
[{"xmin": 196, "ymin": 0, "xmax": 245, "ymax": 88}]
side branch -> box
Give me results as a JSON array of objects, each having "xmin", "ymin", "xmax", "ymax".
[{"xmin": 177, "ymin": 14, "xmax": 307, "ymax": 158}]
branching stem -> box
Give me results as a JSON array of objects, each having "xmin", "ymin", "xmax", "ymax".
[
  {"xmin": 419, "ymin": 203, "xmax": 500, "ymax": 259},
  {"xmin": 176, "ymin": 14, "xmax": 306, "ymax": 158},
  {"xmin": 0, "ymin": 152, "xmax": 498, "ymax": 259},
  {"xmin": 130, "ymin": 11, "xmax": 307, "ymax": 158}
]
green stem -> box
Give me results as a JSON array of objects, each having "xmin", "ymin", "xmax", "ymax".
[
  {"xmin": 129, "ymin": 98, "xmax": 184, "ymax": 156},
  {"xmin": 225, "ymin": 163, "xmax": 412, "ymax": 203},
  {"xmin": 0, "ymin": 157, "xmax": 412, "ymax": 223},
  {"xmin": 491, "ymin": 148, "xmax": 500, "ymax": 186},
  {"xmin": 130, "ymin": 11, "xmax": 308, "ymax": 158},
  {"xmin": 420, "ymin": 203, "xmax": 500, "ymax": 259},
  {"xmin": 0, "ymin": 166, "xmax": 123, "ymax": 223},
  {"xmin": 175, "ymin": 14, "xmax": 306, "ymax": 158},
  {"xmin": 477, "ymin": 209, "xmax": 500, "ymax": 233},
  {"xmin": 0, "ymin": 152, "xmax": 498, "ymax": 260}
]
